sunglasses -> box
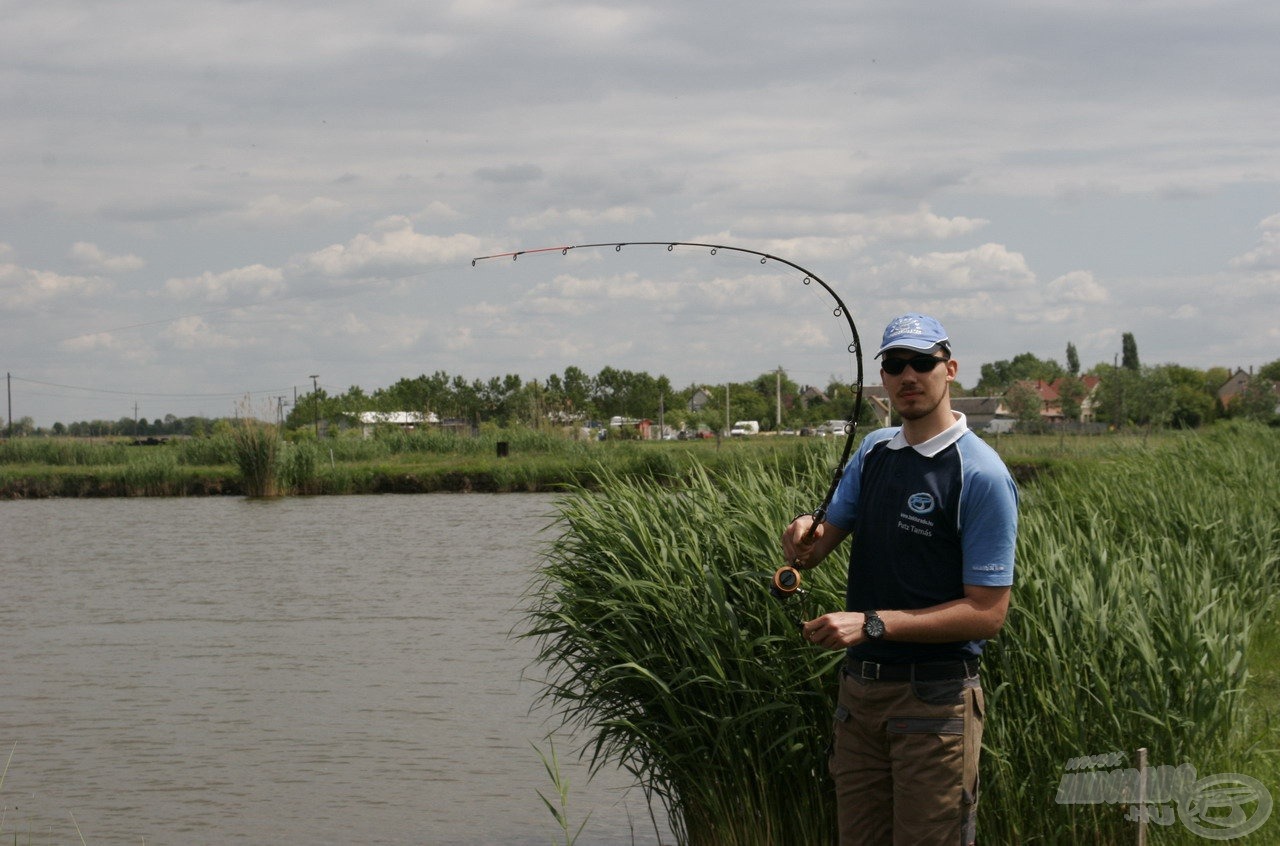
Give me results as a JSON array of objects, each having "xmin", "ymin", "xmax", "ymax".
[{"xmin": 881, "ymin": 355, "xmax": 948, "ymax": 376}]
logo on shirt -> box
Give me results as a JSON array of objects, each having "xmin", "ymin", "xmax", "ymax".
[{"xmin": 907, "ymin": 492, "xmax": 936, "ymax": 514}]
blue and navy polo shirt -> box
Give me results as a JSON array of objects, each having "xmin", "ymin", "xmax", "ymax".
[{"xmin": 826, "ymin": 413, "xmax": 1018, "ymax": 663}]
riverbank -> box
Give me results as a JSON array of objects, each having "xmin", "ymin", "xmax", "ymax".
[
  {"xmin": 0, "ymin": 432, "xmax": 828, "ymax": 498},
  {"xmin": 0, "ymin": 428, "xmax": 1194, "ymax": 499}
]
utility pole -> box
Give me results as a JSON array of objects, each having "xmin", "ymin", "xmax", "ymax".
[
  {"xmin": 776, "ymin": 366, "xmax": 783, "ymax": 430},
  {"xmin": 310, "ymin": 375, "xmax": 320, "ymax": 437},
  {"xmin": 724, "ymin": 383, "xmax": 730, "ymax": 436},
  {"xmin": 6, "ymin": 372, "xmax": 11, "ymax": 438}
]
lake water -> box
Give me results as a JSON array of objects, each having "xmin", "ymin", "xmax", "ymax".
[{"xmin": 1, "ymin": 495, "xmax": 671, "ymax": 845}]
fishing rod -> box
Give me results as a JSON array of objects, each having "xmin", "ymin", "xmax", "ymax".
[{"xmin": 472, "ymin": 241, "xmax": 866, "ymax": 622}]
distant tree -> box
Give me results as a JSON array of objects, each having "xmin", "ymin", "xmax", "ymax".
[
  {"xmin": 1057, "ymin": 376, "xmax": 1087, "ymax": 423},
  {"xmin": 1093, "ymin": 364, "xmax": 1138, "ymax": 427},
  {"xmin": 976, "ymin": 353, "xmax": 1063, "ymax": 394},
  {"xmin": 476, "ymin": 374, "xmax": 526, "ymax": 426},
  {"xmin": 378, "ymin": 371, "xmax": 450, "ymax": 414},
  {"xmin": 1161, "ymin": 365, "xmax": 1218, "ymax": 429},
  {"xmin": 8, "ymin": 416, "xmax": 36, "ymax": 437},
  {"xmin": 1004, "ymin": 383, "xmax": 1045, "ymax": 432},
  {"xmin": 1121, "ymin": 333, "xmax": 1140, "ymax": 371},
  {"xmin": 561, "ymin": 366, "xmax": 594, "ymax": 415},
  {"xmin": 592, "ymin": 366, "xmax": 627, "ymax": 417},
  {"xmin": 285, "ymin": 386, "xmax": 330, "ymax": 432},
  {"xmin": 1130, "ymin": 367, "xmax": 1176, "ymax": 428},
  {"xmin": 724, "ymin": 382, "xmax": 770, "ymax": 429},
  {"xmin": 451, "ymin": 375, "xmax": 479, "ymax": 423},
  {"xmin": 1093, "ymin": 363, "xmax": 1175, "ymax": 428},
  {"xmin": 752, "ymin": 369, "xmax": 800, "ymax": 430},
  {"xmin": 1066, "ymin": 342, "xmax": 1080, "ymax": 377},
  {"xmin": 1260, "ymin": 359, "xmax": 1280, "ymax": 382},
  {"xmin": 1204, "ymin": 366, "xmax": 1232, "ymax": 391}
]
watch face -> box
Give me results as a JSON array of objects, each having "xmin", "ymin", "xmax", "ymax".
[{"xmin": 864, "ymin": 614, "xmax": 885, "ymax": 640}]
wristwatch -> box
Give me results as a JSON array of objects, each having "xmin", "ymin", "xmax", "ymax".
[{"xmin": 862, "ymin": 611, "xmax": 886, "ymax": 641}]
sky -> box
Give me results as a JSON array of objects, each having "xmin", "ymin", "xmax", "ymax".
[{"xmin": 4, "ymin": 0, "xmax": 1280, "ymax": 427}]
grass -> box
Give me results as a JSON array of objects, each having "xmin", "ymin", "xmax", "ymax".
[{"xmin": 0, "ymin": 429, "xmax": 832, "ymax": 498}]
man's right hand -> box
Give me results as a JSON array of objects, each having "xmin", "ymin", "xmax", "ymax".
[{"xmin": 781, "ymin": 515, "xmax": 823, "ymax": 567}]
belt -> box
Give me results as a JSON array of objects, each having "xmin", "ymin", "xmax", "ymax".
[{"xmin": 847, "ymin": 657, "xmax": 980, "ymax": 682}]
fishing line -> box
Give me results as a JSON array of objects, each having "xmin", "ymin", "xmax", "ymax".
[{"xmin": 472, "ymin": 240, "xmax": 867, "ymax": 624}]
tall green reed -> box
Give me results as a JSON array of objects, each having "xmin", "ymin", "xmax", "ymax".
[
  {"xmin": 527, "ymin": 452, "xmax": 845, "ymax": 846},
  {"xmin": 982, "ymin": 422, "xmax": 1280, "ymax": 844},
  {"xmin": 230, "ymin": 416, "xmax": 281, "ymax": 498},
  {"xmin": 0, "ymin": 437, "xmax": 132, "ymax": 466},
  {"xmin": 528, "ymin": 423, "xmax": 1280, "ymax": 845}
]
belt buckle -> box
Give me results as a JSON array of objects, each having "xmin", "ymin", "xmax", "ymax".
[{"xmin": 859, "ymin": 660, "xmax": 880, "ymax": 680}]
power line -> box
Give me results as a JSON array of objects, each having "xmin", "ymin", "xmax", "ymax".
[{"xmin": 8, "ymin": 374, "xmax": 292, "ymax": 400}]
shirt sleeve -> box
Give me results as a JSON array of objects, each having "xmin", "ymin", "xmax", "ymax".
[
  {"xmin": 826, "ymin": 428, "xmax": 894, "ymax": 531},
  {"xmin": 957, "ymin": 438, "xmax": 1018, "ymax": 587}
]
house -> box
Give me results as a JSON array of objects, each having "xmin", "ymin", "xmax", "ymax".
[
  {"xmin": 607, "ymin": 416, "xmax": 657, "ymax": 439},
  {"xmin": 358, "ymin": 411, "xmax": 439, "ymax": 438},
  {"xmin": 1010, "ymin": 376, "xmax": 1102, "ymax": 423},
  {"xmin": 687, "ymin": 388, "xmax": 716, "ymax": 412},
  {"xmin": 1217, "ymin": 369, "xmax": 1253, "ymax": 405},
  {"xmin": 1218, "ymin": 368, "xmax": 1280, "ymax": 414},
  {"xmin": 864, "ymin": 385, "xmax": 892, "ymax": 427},
  {"xmin": 797, "ymin": 385, "xmax": 829, "ymax": 407},
  {"xmin": 951, "ymin": 397, "xmax": 1007, "ymax": 432}
]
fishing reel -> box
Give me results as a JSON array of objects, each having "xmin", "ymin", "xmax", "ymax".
[
  {"xmin": 770, "ymin": 564, "xmax": 809, "ymax": 631},
  {"xmin": 770, "ymin": 564, "xmax": 804, "ymax": 599}
]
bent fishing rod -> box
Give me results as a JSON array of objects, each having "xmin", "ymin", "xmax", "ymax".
[{"xmin": 472, "ymin": 241, "xmax": 866, "ymax": 618}]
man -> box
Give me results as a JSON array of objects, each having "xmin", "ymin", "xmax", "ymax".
[{"xmin": 781, "ymin": 313, "xmax": 1018, "ymax": 846}]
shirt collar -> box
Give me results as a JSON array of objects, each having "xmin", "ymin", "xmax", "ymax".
[{"xmin": 886, "ymin": 411, "xmax": 968, "ymax": 457}]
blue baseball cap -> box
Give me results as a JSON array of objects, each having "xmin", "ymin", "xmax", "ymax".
[{"xmin": 875, "ymin": 313, "xmax": 950, "ymax": 357}]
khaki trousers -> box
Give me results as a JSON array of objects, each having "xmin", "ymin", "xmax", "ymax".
[{"xmin": 828, "ymin": 667, "xmax": 984, "ymax": 846}]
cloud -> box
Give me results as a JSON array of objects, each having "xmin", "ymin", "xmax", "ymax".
[
  {"xmin": 718, "ymin": 208, "xmax": 988, "ymax": 262},
  {"xmin": 69, "ymin": 242, "xmax": 146, "ymax": 273},
  {"xmin": 0, "ymin": 260, "xmax": 110, "ymax": 308},
  {"xmin": 159, "ymin": 316, "xmax": 243, "ymax": 351},
  {"xmin": 5, "ymin": 1, "xmax": 1280, "ymax": 427},
  {"xmin": 165, "ymin": 264, "xmax": 287, "ymax": 303},
  {"xmin": 1229, "ymin": 213, "xmax": 1280, "ymax": 271},
  {"xmin": 297, "ymin": 219, "xmax": 484, "ymax": 276},
  {"xmin": 1047, "ymin": 270, "xmax": 1109, "ymax": 304},
  {"xmin": 884, "ymin": 243, "xmax": 1036, "ymax": 295}
]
